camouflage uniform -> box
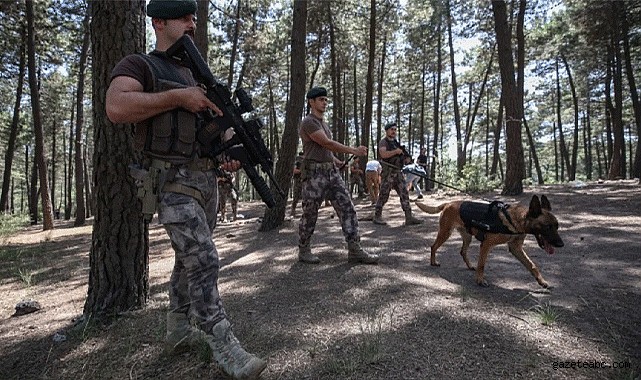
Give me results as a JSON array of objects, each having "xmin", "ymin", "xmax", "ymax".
[
  {"xmin": 158, "ymin": 166, "xmax": 226, "ymax": 331},
  {"xmin": 375, "ymin": 138, "xmax": 412, "ymax": 213},
  {"xmin": 373, "ymin": 134, "xmax": 422, "ymax": 226},
  {"xmin": 299, "ymin": 163, "xmax": 360, "ymax": 247},
  {"xmin": 349, "ymin": 159, "xmax": 365, "ymax": 198},
  {"xmin": 218, "ymin": 171, "xmax": 238, "ymax": 222}
]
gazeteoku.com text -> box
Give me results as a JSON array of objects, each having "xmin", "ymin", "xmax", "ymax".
[{"xmin": 552, "ymin": 359, "xmax": 631, "ymax": 370}]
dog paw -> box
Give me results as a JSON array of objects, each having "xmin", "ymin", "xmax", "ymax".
[
  {"xmin": 430, "ymin": 262, "xmax": 441, "ymax": 267},
  {"xmin": 477, "ymin": 279, "xmax": 489, "ymax": 287}
]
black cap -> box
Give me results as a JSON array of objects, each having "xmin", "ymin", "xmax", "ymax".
[
  {"xmin": 147, "ymin": 0, "xmax": 197, "ymax": 19},
  {"xmin": 306, "ymin": 86, "xmax": 328, "ymax": 99},
  {"xmin": 385, "ymin": 122, "xmax": 397, "ymax": 130}
]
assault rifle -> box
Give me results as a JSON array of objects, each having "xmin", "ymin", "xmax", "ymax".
[{"xmin": 166, "ymin": 35, "xmax": 284, "ymax": 208}]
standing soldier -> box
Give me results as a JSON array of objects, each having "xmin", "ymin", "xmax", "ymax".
[
  {"xmin": 290, "ymin": 151, "xmax": 304, "ymax": 217},
  {"xmin": 297, "ymin": 86, "xmax": 378, "ymax": 265},
  {"xmin": 349, "ymin": 156, "xmax": 365, "ymax": 198},
  {"xmin": 104, "ymin": 1, "xmax": 266, "ymax": 378},
  {"xmin": 372, "ymin": 122, "xmax": 423, "ymax": 226},
  {"xmin": 218, "ymin": 170, "xmax": 238, "ymax": 222}
]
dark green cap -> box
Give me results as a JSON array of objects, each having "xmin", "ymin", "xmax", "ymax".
[
  {"xmin": 306, "ymin": 86, "xmax": 328, "ymax": 99},
  {"xmin": 147, "ymin": 0, "xmax": 197, "ymax": 19}
]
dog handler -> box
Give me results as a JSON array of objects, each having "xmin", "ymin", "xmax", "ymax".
[{"xmin": 297, "ymin": 86, "xmax": 379, "ymax": 265}]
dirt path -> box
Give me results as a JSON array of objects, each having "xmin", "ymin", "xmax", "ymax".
[{"xmin": 0, "ymin": 180, "xmax": 639, "ymax": 379}]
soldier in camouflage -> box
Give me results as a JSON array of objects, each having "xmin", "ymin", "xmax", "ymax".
[
  {"xmin": 297, "ymin": 86, "xmax": 378, "ymax": 265},
  {"xmin": 372, "ymin": 122, "xmax": 423, "ymax": 226},
  {"xmin": 105, "ymin": 1, "xmax": 266, "ymax": 379},
  {"xmin": 218, "ymin": 170, "xmax": 238, "ymax": 222}
]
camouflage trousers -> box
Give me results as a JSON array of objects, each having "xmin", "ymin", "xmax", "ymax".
[
  {"xmin": 218, "ymin": 183, "xmax": 238, "ymax": 222},
  {"xmin": 375, "ymin": 170, "xmax": 411, "ymax": 213},
  {"xmin": 158, "ymin": 166, "xmax": 225, "ymax": 332},
  {"xmin": 299, "ymin": 167, "xmax": 360, "ymax": 246}
]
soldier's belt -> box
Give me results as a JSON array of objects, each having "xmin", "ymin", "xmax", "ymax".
[
  {"xmin": 304, "ymin": 161, "xmax": 335, "ymax": 171},
  {"xmin": 162, "ymin": 182, "xmax": 207, "ymax": 208}
]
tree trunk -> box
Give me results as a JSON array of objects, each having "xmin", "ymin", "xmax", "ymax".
[
  {"xmin": 26, "ymin": 0, "xmax": 54, "ymax": 230},
  {"xmin": 430, "ymin": 21, "xmax": 442, "ymax": 190},
  {"xmin": 447, "ymin": 0, "xmax": 463, "ymax": 174},
  {"xmin": 463, "ymin": 45, "xmax": 494, "ymax": 156},
  {"xmin": 83, "ymin": 0, "xmax": 149, "ymax": 318},
  {"xmin": 362, "ymin": 0, "xmax": 376, "ymax": 161},
  {"xmin": 0, "ymin": 39, "xmax": 25, "ymax": 214},
  {"xmin": 260, "ymin": 0, "xmax": 307, "ymax": 231},
  {"xmin": 490, "ymin": 93, "xmax": 504, "ymax": 179},
  {"xmin": 607, "ymin": 23, "xmax": 626, "ymax": 180},
  {"xmin": 492, "ymin": 0, "xmax": 524, "ymax": 195},
  {"xmin": 227, "ymin": 0, "xmax": 241, "ymax": 89},
  {"xmin": 555, "ymin": 58, "xmax": 570, "ymax": 181},
  {"xmin": 560, "ymin": 54, "xmax": 579, "ymax": 181},
  {"xmin": 618, "ymin": 1, "xmax": 641, "ymax": 178},
  {"xmin": 65, "ymin": 95, "xmax": 74, "ymax": 220},
  {"xmin": 74, "ymin": 11, "xmax": 90, "ymax": 227},
  {"xmin": 195, "ymin": 0, "xmax": 209, "ymax": 60}
]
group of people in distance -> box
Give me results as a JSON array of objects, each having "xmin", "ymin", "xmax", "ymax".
[{"xmin": 104, "ymin": 1, "xmax": 434, "ymax": 379}]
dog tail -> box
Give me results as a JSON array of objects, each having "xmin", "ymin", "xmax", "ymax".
[{"xmin": 415, "ymin": 202, "xmax": 445, "ymax": 214}]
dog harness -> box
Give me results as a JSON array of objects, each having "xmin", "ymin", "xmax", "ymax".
[{"xmin": 459, "ymin": 201, "xmax": 520, "ymax": 241}]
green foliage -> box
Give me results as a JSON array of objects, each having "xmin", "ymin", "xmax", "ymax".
[
  {"xmin": 531, "ymin": 302, "xmax": 562, "ymax": 326},
  {"xmin": 17, "ymin": 267, "xmax": 35, "ymax": 287},
  {"xmin": 0, "ymin": 213, "xmax": 29, "ymax": 238},
  {"xmin": 457, "ymin": 161, "xmax": 501, "ymax": 194}
]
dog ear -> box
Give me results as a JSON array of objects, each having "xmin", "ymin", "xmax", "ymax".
[
  {"xmin": 527, "ymin": 195, "xmax": 542, "ymax": 218},
  {"xmin": 540, "ymin": 195, "xmax": 551, "ymax": 211}
]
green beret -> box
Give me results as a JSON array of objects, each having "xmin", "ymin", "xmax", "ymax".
[
  {"xmin": 306, "ymin": 86, "xmax": 328, "ymax": 99},
  {"xmin": 147, "ymin": 0, "xmax": 197, "ymax": 19},
  {"xmin": 385, "ymin": 122, "xmax": 397, "ymax": 130}
]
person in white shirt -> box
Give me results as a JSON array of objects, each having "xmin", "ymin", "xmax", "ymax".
[{"xmin": 365, "ymin": 160, "xmax": 382, "ymax": 205}]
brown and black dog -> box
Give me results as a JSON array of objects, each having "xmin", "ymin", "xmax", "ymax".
[{"xmin": 416, "ymin": 195, "xmax": 564, "ymax": 288}]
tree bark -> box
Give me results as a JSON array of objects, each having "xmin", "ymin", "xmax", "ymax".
[
  {"xmin": 25, "ymin": 0, "xmax": 54, "ymax": 230},
  {"xmin": 446, "ymin": 0, "xmax": 463, "ymax": 174},
  {"xmin": 74, "ymin": 10, "xmax": 90, "ymax": 226},
  {"xmin": 0, "ymin": 39, "xmax": 25, "ymax": 214},
  {"xmin": 362, "ymin": 0, "xmax": 376, "ymax": 159},
  {"xmin": 84, "ymin": 0, "xmax": 149, "ymax": 318},
  {"xmin": 195, "ymin": 0, "xmax": 209, "ymax": 60},
  {"xmin": 560, "ymin": 54, "xmax": 579, "ymax": 181},
  {"xmin": 492, "ymin": 0, "xmax": 524, "ymax": 195},
  {"xmin": 260, "ymin": 0, "xmax": 307, "ymax": 231}
]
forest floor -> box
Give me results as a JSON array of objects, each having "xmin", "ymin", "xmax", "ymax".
[{"xmin": 0, "ymin": 179, "xmax": 640, "ymax": 380}]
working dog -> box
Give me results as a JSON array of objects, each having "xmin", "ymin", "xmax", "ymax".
[{"xmin": 416, "ymin": 195, "xmax": 564, "ymax": 288}]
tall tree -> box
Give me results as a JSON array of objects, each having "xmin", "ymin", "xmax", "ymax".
[
  {"xmin": 492, "ymin": 0, "xmax": 524, "ymax": 195},
  {"xmin": 0, "ymin": 38, "xmax": 25, "ymax": 213},
  {"xmin": 260, "ymin": 0, "xmax": 307, "ymax": 231},
  {"xmin": 74, "ymin": 10, "xmax": 90, "ymax": 226},
  {"xmin": 362, "ymin": 0, "xmax": 376, "ymax": 160},
  {"xmin": 25, "ymin": 0, "xmax": 54, "ymax": 229},
  {"xmin": 84, "ymin": 0, "xmax": 149, "ymax": 318}
]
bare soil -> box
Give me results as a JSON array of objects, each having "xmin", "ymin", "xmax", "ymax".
[{"xmin": 0, "ymin": 180, "xmax": 640, "ymax": 380}]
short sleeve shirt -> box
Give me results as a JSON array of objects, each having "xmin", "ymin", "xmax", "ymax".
[{"xmin": 299, "ymin": 114, "xmax": 334, "ymax": 162}]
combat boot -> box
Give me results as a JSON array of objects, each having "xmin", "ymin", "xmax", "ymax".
[
  {"xmin": 298, "ymin": 243, "xmax": 320, "ymax": 264},
  {"xmin": 206, "ymin": 319, "xmax": 267, "ymax": 380},
  {"xmin": 165, "ymin": 312, "xmax": 206, "ymax": 354},
  {"xmin": 372, "ymin": 209, "xmax": 387, "ymax": 225},
  {"xmin": 404, "ymin": 209, "xmax": 423, "ymax": 226},
  {"xmin": 347, "ymin": 241, "xmax": 379, "ymax": 264}
]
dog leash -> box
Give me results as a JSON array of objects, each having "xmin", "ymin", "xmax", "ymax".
[{"xmin": 381, "ymin": 160, "xmax": 494, "ymax": 202}]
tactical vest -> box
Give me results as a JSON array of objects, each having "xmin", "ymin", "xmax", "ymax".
[
  {"xmin": 381, "ymin": 138, "xmax": 403, "ymax": 168},
  {"xmin": 134, "ymin": 52, "xmax": 201, "ymax": 164}
]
